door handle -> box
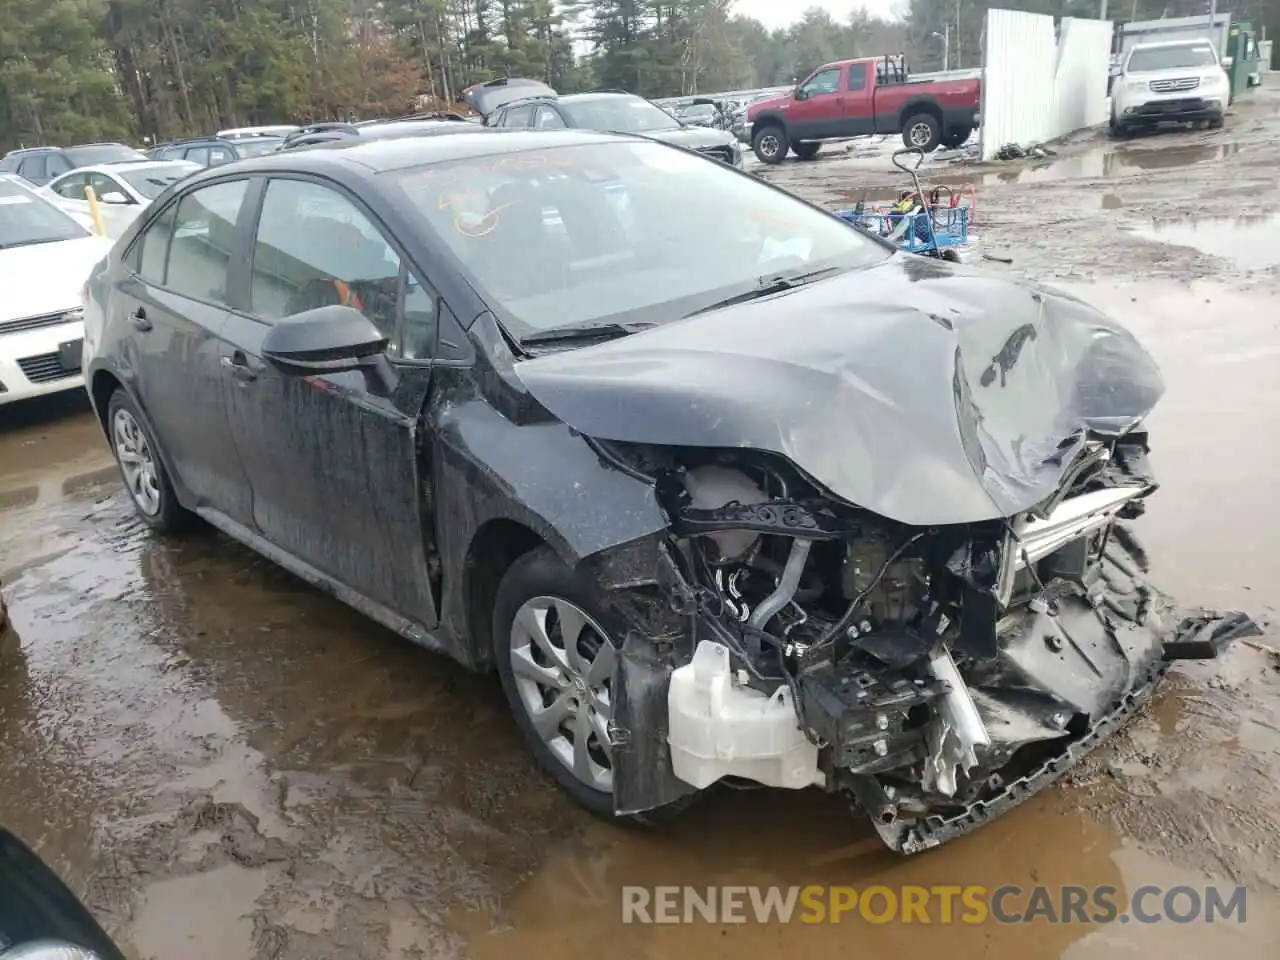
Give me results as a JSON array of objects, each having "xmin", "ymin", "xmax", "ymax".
[
  {"xmin": 220, "ymin": 351, "xmax": 257, "ymax": 383},
  {"xmin": 128, "ymin": 307, "xmax": 152, "ymax": 332}
]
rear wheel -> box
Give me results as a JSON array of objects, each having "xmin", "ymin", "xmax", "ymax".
[
  {"xmin": 106, "ymin": 389, "xmax": 190, "ymax": 533},
  {"xmin": 902, "ymin": 113, "xmax": 942, "ymax": 152},
  {"xmin": 791, "ymin": 141, "xmax": 822, "ymax": 161},
  {"xmin": 752, "ymin": 124, "xmax": 789, "ymax": 164}
]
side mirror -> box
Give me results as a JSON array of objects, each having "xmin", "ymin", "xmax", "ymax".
[
  {"xmin": 0, "ymin": 828, "xmax": 126, "ymax": 960},
  {"xmin": 794, "ymin": 87, "xmax": 809, "ymax": 101},
  {"xmin": 98, "ymin": 191, "xmax": 129, "ymax": 205},
  {"xmin": 260, "ymin": 304, "xmax": 389, "ymax": 375}
]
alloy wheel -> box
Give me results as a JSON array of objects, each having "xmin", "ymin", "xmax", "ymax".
[
  {"xmin": 112, "ymin": 408, "xmax": 162, "ymax": 516},
  {"xmin": 909, "ymin": 122, "xmax": 933, "ymax": 148},
  {"xmin": 509, "ymin": 595, "xmax": 616, "ymax": 793}
]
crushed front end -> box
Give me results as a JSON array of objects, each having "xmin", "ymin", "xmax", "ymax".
[{"xmin": 602, "ymin": 435, "xmax": 1260, "ymax": 853}]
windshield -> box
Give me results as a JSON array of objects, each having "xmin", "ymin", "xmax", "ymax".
[
  {"xmin": 63, "ymin": 144, "xmax": 146, "ymax": 166},
  {"xmin": 0, "ymin": 178, "xmax": 90, "ymax": 247},
  {"xmin": 118, "ymin": 163, "xmax": 199, "ymax": 199},
  {"xmin": 391, "ymin": 141, "xmax": 890, "ymax": 338},
  {"xmin": 560, "ymin": 97, "xmax": 682, "ymax": 133},
  {"xmin": 1128, "ymin": 44, "xmax": 1218, "ymax": 72},
  {"xmin": 235, "ymin": 138, "xmax": 284, "ymax": 157}
]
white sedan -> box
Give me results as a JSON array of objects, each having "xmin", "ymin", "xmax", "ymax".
[
  {"xmin": 0, "ymin": 175, "xmax": 112, "ymax": 407},
  {"xmin": 40, "ymin": 160, "xmax": 200, "ymax": 239}
]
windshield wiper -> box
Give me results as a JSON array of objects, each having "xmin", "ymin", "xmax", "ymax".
[
  {"xmin": 684, "ymin": 266, "xmax": 845, "ymax": 318},
  {"xmin": 520, "ymin": 321, "xmax": 655, "ymax": 347}
]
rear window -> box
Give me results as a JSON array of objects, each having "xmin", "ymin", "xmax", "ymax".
[
  {"xmin": 63, "ymin": 144, "xmax": 147, "ymax": 167},
  {"xmin": 118, "ymin": 164, "xmax": 200, "ymax": 199},
  {"xmin": 1127, "ymin": 44, "xmax": 1218, "ymax": 72},
  {"xmin": 234, "ymin": 138, "xmax": 283, "ymax": 157}
]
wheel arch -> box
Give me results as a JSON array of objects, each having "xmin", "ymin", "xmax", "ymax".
[
  {"xmin": 899, "ymin": 98, "xmax": 944, "ymax": 129},
  {"xmin": 460, "ymin": 517, "xmax": 551, "ymax": 672}
]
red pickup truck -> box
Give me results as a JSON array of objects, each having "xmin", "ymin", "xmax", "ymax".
[{"xmin": 746, "ymin": 55, "xmax": 982, "ymax": 163}]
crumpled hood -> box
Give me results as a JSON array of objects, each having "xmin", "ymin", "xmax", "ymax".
[
  {"xmin": 645, "ymin": 127, "xmax": 737, "ymax": 151},
  {"xmin": 514, "ymin": 256, "xmax": 1166, "ymax": 526}
]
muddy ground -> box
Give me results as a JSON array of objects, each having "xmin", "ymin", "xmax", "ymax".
[{"xmin": 4, "ymin": 88, "xmax": 1280, "ymax": 960}]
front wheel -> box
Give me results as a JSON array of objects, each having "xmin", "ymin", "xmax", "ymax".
[
  {"xmin": 791, "ymin": 141, "xmax": 822, "ymax": 161},
  {"xmin": 752, "ymin": 124, "xmax": 789, "ymax": 164},
  {"xmin": 902, "ymin": 113, "xmax": 942, "ymax": 152},
  {"xmin": 493, "ymin": 547, "xmax": 694, "ymax": 825},
  {"xmin": 106, "ymin": 389, "xmax": 191, "ymax": 533},
  {"xmin": 1208, "ymin": 116, "xmax": 1225, "ymax": 129}
]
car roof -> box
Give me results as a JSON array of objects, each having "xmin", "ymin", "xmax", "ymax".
[
  {"xmin": 1130, "ymin": 39, "xmax": 1216, "ymax": 49},
  {"xmin": 55, "ymin": 160, "xmax": 201, "ymax": 177},
  {"xmin": 555, "ymin": 91, "xmax": 644, "ymax": 104},
  {"xmin": 190, "ymin": 128, "xmax": 631, "ymax": 178},
  {"xmin": 9, "ymin": 141, "xmax": 137, "ymax": 154}
]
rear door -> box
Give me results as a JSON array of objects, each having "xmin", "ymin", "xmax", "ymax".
[
  {"xmin": 788, "ymin": 66, "xmax": 846, "ymax": 140},
  {"xmin": 112, "ymin": 178, "xmax": 256, "ymax": 524},
  {"xmin": 842, "ymin": 63, "xmax": 876, "ymax": 135},
  {"xmin": 217, "ymin": 175, "xmax": 441, "ymax": 625}
]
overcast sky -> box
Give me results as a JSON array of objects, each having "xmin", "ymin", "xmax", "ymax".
[{"xmin": 733, "ymin": 0, "xmax": 899, "ymax": 31}]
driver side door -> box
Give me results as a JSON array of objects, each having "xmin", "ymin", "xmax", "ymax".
[
  {"xmin": 218, "ymin": 175, "xmax": 441, "ymax": 627},
  {"xmin": 788, "ymin": 66, "xmax": 846, "ymax": 140}
]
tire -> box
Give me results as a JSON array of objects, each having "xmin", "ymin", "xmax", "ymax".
[
  {"xmin": 1208, "ymin": 116, "xmax": 1225, "ymax": 129},
  {"xmin": 791, "ymin": 141, "xmax": 822, "ymax": 161},
  {"xmin": 493, "ymin": 546, "xmax": 693, "ymax": 825},
  {"xmin": 1109, "ymin": 119, "xmax": 1129, "ymax": 139},
  {"xmin": 105, "ymin": 388, "xmax": 191, "ymax": 534},
  {"xmin": 941, "ymin": 126, "xmax": 972, "ymax": 149},
  {"xmin": 752, "ymin": 124, "xmax": 789, "ymax": 164},
  {"xmin": 902, "ymin": 113, "xmax": 942, "ymax": 152}
]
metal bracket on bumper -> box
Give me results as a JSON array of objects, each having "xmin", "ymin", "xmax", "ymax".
[{"xmin": 878, "ymin": 660, "xmax": 1169, "ymax": 855}]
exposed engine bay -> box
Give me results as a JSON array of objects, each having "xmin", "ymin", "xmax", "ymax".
[{"xmin": 595, "ymin": 434, "xmax": 1262, "ymax": 854}]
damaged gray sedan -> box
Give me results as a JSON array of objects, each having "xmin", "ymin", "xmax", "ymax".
[{"xmin": 82, "ymin": 130, "xmax": 1259, "ymax": 853}]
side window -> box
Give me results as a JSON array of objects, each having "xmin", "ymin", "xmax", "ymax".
[
  {"xmin": 137, "ymin": 203, "xmax": 178, "ymax": 284},
  {"xmin": 847, "ymin": 64, "xmax": 868, "ymax": 91},
  {"xmin": 801, "ymin": 68, "xmax": 841, "ymax": 97},
  {"xmin": 249, "ymin": 178, "xmax": 404, "ymax": 350},
  {"xmin": 208, "ymin": 146, "xmax": 235, "ymax": 165},
  {"xmin": 52, "ymin": 173, "xmax": 88, "ymax": 200},
  {"xmin": 185, "ymin": 146, "xmax": 210, "ymax": 166},
  {"xmin": 503, "ymin": 105, "xmax": 535, "ymax": 128},
  {"xmin": 18, "ymin": 155, "xmax": 47, "ymax": 181},
  {"xmin": 165, "ymin": 179, "xmax": 249, "ymax": 303},
  {"xmin": 87, "ymin": 172, "xmax": 129, "ymax": 203},
  {"xmin": 534, "ymin": 105, "xmax": 566, "ymax": 129},
  {"xmin": 401, "ymin": 270, "xmax": 437, "ymax": 360},
  {"xmin": 45, "ymin": 155, "xmax": 73, "ymax": 177}
]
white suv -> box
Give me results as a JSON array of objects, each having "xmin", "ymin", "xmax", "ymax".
[{"xmin": 1111, "ymin": 39, "xmax": 1230, "ymax": 137}]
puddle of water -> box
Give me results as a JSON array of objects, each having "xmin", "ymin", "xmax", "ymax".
[
  {"xmin": 131, "ymin": 863, "xmax": 269, "ymax": 960},
  {"xmin": 983, "ymin": 141, "xmax": 1241, "ymax": 185},
  {"xmin": 1129, "ymin": 212, "xmax": 1280, "ymax": 271}
]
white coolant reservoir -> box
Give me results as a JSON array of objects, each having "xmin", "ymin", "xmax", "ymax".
[{"xmin": 667, "ymin": 640, "xmax": 823, "ymax": 790}]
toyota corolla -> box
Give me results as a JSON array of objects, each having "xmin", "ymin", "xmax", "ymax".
[{"xmin": 82, "ymin": 130, "xmax": 1257, "ymax": 852}]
